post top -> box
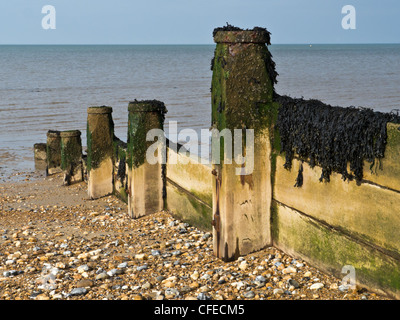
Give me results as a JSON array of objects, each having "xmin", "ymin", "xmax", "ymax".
[
  {"xmin": 128, "ymin": 100, "xmax": 167, "ymax": 114},
  {"xmin": 87, "ymin": 106, "xmax": 113, "ymax": 114},
  {"xmin": 60, "ymin": 130, "xmax": 81, "ymax": 138},
  {"xmin": 213, "ymin": 25, "xmax": 271, "ymax": 44},
  {"xmin": 47, "ymin": 130, "xmax": 61, "ymax": 138}
]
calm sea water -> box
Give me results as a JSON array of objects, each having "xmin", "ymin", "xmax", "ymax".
[{"xmin": 1, "ymin": 44, "xmax": 399, "ymax": 181}]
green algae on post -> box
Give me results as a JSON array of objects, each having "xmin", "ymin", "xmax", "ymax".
[
  {"xmin": 211, "ymin": 25, "xmax": 276, "ymax": 261},
  {"xmin": 127, "ymin": 100, "xmax": 167, "ymax": 219},
  {"xmin": 46, "ymin": 130, "xmax": 62, "ymax": 175},
  {"xmin": 127, "ymin": 100, "xmax": 167, "ymax": 169},
  {"xmin": 86, "ymin": 106, "xmax": 114, "ymax": 172},
  {"xmin": 60, "ymin": 130, "xmax": 83, "ymax": 185},
  {"xmin": 87, "ymin": 106, "xmax": 114, "ymax": 199}
]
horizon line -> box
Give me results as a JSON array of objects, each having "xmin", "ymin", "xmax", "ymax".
[{"xmin": 0, "ymin": 42, "xmax": 400, "ymax": 46}]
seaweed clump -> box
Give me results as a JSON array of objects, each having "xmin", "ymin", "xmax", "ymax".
[
  {"xmin": 275, "ymin": 94, "xmax": 400, "ymax": 185},
  {"xmin": 212, "ymin": 23, "xmax": 243, "ymax": 37}
]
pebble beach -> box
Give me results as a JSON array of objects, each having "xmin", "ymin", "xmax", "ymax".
[{"xmin": 0, "ymin": 172, "xmax": 390, "ymax": 301}]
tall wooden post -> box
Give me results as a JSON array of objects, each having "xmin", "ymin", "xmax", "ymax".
[
  {"xmin": 211, "ymin": 27, "xmax": 277, "ymax": 261},
  {"xmin": 127, "ymin": 100, "xmax": 167, "ymax": 219},
  {"xmin": 60, "ymin": 130, "xmax": 83, "ymax": 186},
  {"xmin": 87, "ymin": 106, "xmax": 114, "ymax": 199},
  {"xmin": 46, "ymin": 130, "xmax": 62, "ymax": 175}
]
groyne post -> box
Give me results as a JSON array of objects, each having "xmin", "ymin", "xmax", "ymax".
[
  {"xmin": 60, "ymin": 130, "xmax": 83, "ymax": 186},
  {"xmin": 34, "ymin": 143, "xmax": 47, "ymax": 161},
  {"xmin": 46, "ymin": 130, "xmax": 62, "ymax": 175},
  {"xmin": 211, "ymin": 27, "xmax": 277, "ymax": 261},
  {"xmin": 127, "ymin": 100, "xmax": 167, "ymax": 219},
  {"xmin": 86, "ymin": 106, "xmax": 115, "ymax": 199}
]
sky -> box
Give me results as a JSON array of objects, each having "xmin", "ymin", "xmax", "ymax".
[{"xmin": 0, "ymin": 0, "xmax": 399, "ymax": 44}]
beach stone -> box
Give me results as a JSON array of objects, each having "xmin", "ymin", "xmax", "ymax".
[
  {"xmin": 164, "ymin": 275, "xmax": 177, "ymax": 282},
  {"xmin": 197, "ymin": 293, "xmax": 211, "ymax": 300},
  {"xmin": 288, "ymin": 279, "xmax": 300, "ymax": 289},
  {"xmin": 135, "ymin": 254, "xmax": 147, "ymax": 260},
  {"xmin": 151, "ymin": 250, "xmax": 161, "ymax": 256},
  {"xmin": 35, "ymin": 294, "xmax": 50, "ymax": 300},
  {"xmin": 69, "ymin": 287, "xmax": 88, "ymax": 296},
  {"xmin": 199, "ymin": 285, "xmax": 211, "ymax": 293},
  {"xmin": 310, "ymin": 283, "xmax": 324, "ymax": 290},
  {"xmin": 136, "ymin": 264, "xmax": 148, "ymax": 271},
  {"xmin": 142, "ymin": 282, "xmax": 152, "ymax": 290},
  {"xmin": 169, "ymin": 221, "xmax": 177, "ymax": 227},
  {"xmin": 273, "ymin": 288, "xmax": 284, "ymax": 295},
  {"xmin": 282, "ymin": 266, "xmax": 297, "ymax": 274},
  {"xmin": 156, "ymin": 275, "xmax": 166, "ymax": 282},
  {"xmin": 330, "ymin": 283, "xmax": 339, "ymax": 290},
  {"xmin": 239, "ymin": 261, "xmax": 248, "ymax": 271},
  {"xmin": 117, "ymin": 262, "xmax": 128, "ymax": 269},
  {"xmin": 162, "ymin": 280, "xmax": 175, "ymax": 288},
  {"xmin": 244, "ymin": 291, "xmax": 255, "ymax": 299},
  {"xmin": 76, "ymin": 279, "xmax": 94, "ymax": 288},
  {"xmin": 254, "ymin": 275, "xmax": 266, "ymax": 286},
  {"xmin": 304, "ymin": 271, "xmax": 312, "ymax": 277},
  {"xmin": 77, "ymin": 265, "xmax": 90, "ymax": 273},
  {"xmin": 55, "ymin": 262, "xmax": 66, "ymax": 269},
  {"xmin": 191, "ymin": 271, "xmax": 199, "ymax": 280},
  {"xmin": 200, "ymin": 273, "xmax": 211, "ymax": 280},
  {"xmin": 202, "ymin": 233, "xmax": 211, "ymax": 240},
  {"xmin": 95, "ymin": 273, "xmax": 109, "ymax": 281},
  {"xmin": 107, "ymin": 268, "xmax": 124, "ymax": 277},
  {"xmin": 189, "ymin": 282, "xmax": 200, "ymax": 289},
  {"xmin": 232, "ymin": 281, "xmax": 246, "ymax": 290},
  {"xmin": 164, "ymin": 288, "xmax": 180, "ymax": 299},
  {"xmin": 3, "ymin": 270, "xmax": 22, "ymax": 277}
]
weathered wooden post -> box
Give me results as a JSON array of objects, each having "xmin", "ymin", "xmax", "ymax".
[
  {"xmin": 127, "ymin": 100, "xmax": 167, "ymax": 219},
  {"xmin": 46, "ymin": 130, "xmax": 62, "ymax": 175},
  {"xmin": 60, "ymin": 130, "xmax": 83, "ymax": 186},
  {"xmin": 34, "ymin": 142, "xmax": 47, "ymax": 172},
  {"xmin": 211, "ymin": 26, "xmax": 278, "ymax": 261},
  {"xmin": 34, "ymin": 143, "xmax": 47, "ymax": 161},
  {"xmin": 87, "ymin": 106, "xmax": 114, "ymax": 199}
]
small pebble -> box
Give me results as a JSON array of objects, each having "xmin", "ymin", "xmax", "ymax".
[{"xmin": 69, "ymin": 288, "xmax": 88, "ymax": 296}]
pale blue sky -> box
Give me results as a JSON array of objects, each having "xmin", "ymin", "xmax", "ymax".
[{"xmin": 0, "ymin": 0, "xmax": 399, "ymax": 44}]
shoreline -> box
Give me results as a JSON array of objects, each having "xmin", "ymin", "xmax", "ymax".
[{"xmin": 0, "ymin": 173, "xmax": 391, "ymax": 300}]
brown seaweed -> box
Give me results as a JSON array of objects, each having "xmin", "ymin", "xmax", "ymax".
[{"xmin": 275, "ymin": 95, "xmax": 400, "ymax": 185}]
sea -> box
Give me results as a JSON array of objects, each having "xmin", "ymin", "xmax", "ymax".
[{"xmin": 1, "ymin": 44, "xmax": 399, "ymax": 181}]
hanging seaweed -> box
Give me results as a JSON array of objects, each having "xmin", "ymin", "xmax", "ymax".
[
  {"xmin": 294, "ymin": 161, "xmax": 304, "ymax": 187},
  {"xmin": 275, "ymin": 94, "xmax": 400, "ymax": 185}
]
